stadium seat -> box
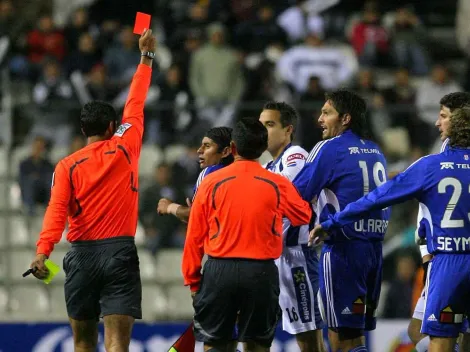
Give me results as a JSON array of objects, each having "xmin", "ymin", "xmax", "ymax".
[
  {"xmin": 49, "ymin": 285, "xmax": 68, "ymax": 319},
  {"xmin": 10, "ymin": 145, "xmax": 31, "ymax": 178},
  {"xmin": 135, "ymin": 221, "xmax": 146, "ymax": 246},
  {"xmin": 0, "ymin": 286, "xmax": 8, "ymax": 315},
  {"xmin": 9, "ymin": 214, "xmax": 31, "ymax": 246},
  {"xmin": 0, "ymin": 216, "xmax": 6, "ymax": 248},
  {"xmin": 164, "ymin": 144, "xmax": 188, "ymax": 164},
  {"xmin": 8, "ymin": 181, "xmax": 22, "ymax": 210},
  {"xmin": 8, "ymin": 249, "xmax": 34, "ymax": 280},
  {"xmin": 9, "ymin": 285, "xmax": 50, "ymax": 317},
  {"xmin": 49, "ymin": 249, "xmax": 68, "ymax": 282},
  {"xmin": 155, "ymin": 249, "xmax": 183, "ymax": 283},
  {"xmin": 141, "ymin": 284, "xmax": 168, "ymax": 321},
  {"xmin": 0, "ymin": 147, "xmax": 7, "ymax": 177},
  {"xmin": 0, "ymin": 251, "xmax": 6, "ymax": 280},
  {"xmin": 50, "ymin": 146, "xmax": 69, "ymax": 164},
  {"xmin": 167, "ymin": 285, "xmax": 194, "ymax": 320},
  {"xmin": 0, "ymin": 180, "xmax": 7, "ymax": 209},
  {"xmin": 139, "ymin": 146, "xmax": 163, "ymax": 179},
  {"xmin": 138, "ymin": 250, "xmax": 157, "ymax": 281}
]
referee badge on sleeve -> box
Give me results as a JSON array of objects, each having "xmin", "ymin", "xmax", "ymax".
[{"xmin": 115, "ymin": 123, "xmax": 132, "ymax": 137}]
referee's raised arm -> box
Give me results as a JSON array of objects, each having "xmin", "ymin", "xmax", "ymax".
[
  {"xmin": 29, "ymin": 28, "xmax": 157, "ymax": 352},
  {"xmin": 182, "ymin": 117, "xmax": 312, "ymax": 352}
]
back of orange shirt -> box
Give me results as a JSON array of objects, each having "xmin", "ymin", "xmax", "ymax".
[
  {"xmin": 182, "ymin": 160, "xmax": 312, "ymax": 291},
  {"xmin": 37, "ymin": 64, "xmax": 152, "ymax": 257}
]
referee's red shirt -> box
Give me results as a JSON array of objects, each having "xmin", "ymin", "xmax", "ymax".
[
  {"xmin": 36, "ymin": 64, "xmax": 152, "ymax": 257},
  {"xmin": 182, "ymin": 160, "xmax": 312, "ymax": 291}
]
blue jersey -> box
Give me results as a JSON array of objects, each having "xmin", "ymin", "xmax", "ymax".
[
  {"xmin": 323, "ymin": 147, "xmax": 470, "ymax": 254},
  {"xmin": 293, "ymin": 130, "xmax": 390, "ymax": 242},
  {"xmin": 192, "ymin": 164, "xmax": 225, "ymax": 198},
  {"xmin": 441, "ymin": 138, "xmax": 450, "ymax": 152}
]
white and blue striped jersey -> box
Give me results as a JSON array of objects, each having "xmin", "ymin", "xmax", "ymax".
[
  {"xmin": 192, "ymin": 163, "xmax": 225, "ymax": 199},
  {"xmin": 323, "ymin": 147, "xmax": 470, "ymax": 254},
  {"xmin": 264, "ymin": 144, "xmax": 309, "ymax": 246},
  {"xmin": 293, "ymin": 130, "xmax": 390, "ymax": 242}
]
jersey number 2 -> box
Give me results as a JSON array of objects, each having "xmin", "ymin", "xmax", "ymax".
[
  {"xmin": 358, "ymin": 161, "xmax": 387, "ymax": 195},
  {"xmin": 438, "ymin": 177, "xmax": 470, "ymax": 228}
]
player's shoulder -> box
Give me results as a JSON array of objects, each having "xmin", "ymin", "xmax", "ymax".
[
  {"xmin": 440, "ymin": 138, "xmax": 450, "ymax": 153},
  {"xmin": 282, "ymin": 145, "xmax": 308, "ymax": 163},
  {"xmin": 197, "ymin": 163, "xmax": 226, "ymax": 185},
  {"xmin": 306, "ymin": 136, "xmax": 340, "ymax": 163}
]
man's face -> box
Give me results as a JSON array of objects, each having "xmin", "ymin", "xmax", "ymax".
[
  {"xmin": 436, "ymin": 105, "xmax": 452, "ymax": 140},
  {"xmin": 259, "ymin": 109, "xmax": 291, "ymax": 155},
  {"xmin": 318, "ymin": 100, "xmax": 347, "ymax": 139},
  {"xmin": 197, "ymin": 137, "xmax": 223, "ymax": 169}
]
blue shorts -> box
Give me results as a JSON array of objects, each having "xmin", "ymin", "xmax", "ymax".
[
  {"xmin": 422, "ymin": 254, "xmax": 470, "ymax": 338},
  {"xmin": 320, "ymin": 241, "xmax": 382, "ymax": 331}
]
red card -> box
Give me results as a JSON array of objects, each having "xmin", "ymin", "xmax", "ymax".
[{"xmin": 133, "ymin": 12, "xmax": 151, "ymax": 35}]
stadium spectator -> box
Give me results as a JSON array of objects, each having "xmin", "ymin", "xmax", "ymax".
[
  {"xmin": 0, "ymin": 0, "xmax": 14, "ymax": 38},
  {"xmin": 64, "ymin": 32, "xmax": 101, "ymax": 77},
  {"xmin": 27, "ymin": 14, "xmax": 66, "ymax": 64},
  {"xmin": 383, "ymin": 252, "xmax": 417, "ymax": 319},
  {"xmin": 30, "ymin": 29, "xmax": 156, "ymax": 352},
  {"xmin": 277, "ymin": 33, "xmax": 358, "ymax": 92},
  {"xmin": 189, "ymin": 22, "xmax": 245, "ymax": 127},
  {"xmin": 183, "ymin": 117, "xmax": 312, "ymax": 352},
  {"xmin": 139, "ymin": 162, "xmax": 184, "ymax": 256},
  {"xmin": 416, "ymin": 64, "xmax": 462, "ymax": 146},
  {"xmin": 350, "ymin": 6, "xmax": 389, "ymax": 67},
  {"xmin": 298, "ymin": 76, "xmax": 325, "ymax": 150},
  {"xmin": 386, "ymin": 6, "xmax": 429, "ymax": 75},
  {"xmin": 29, "ymin": 59, "xmax": 76, "ymax": 146},
  {"xmin": 19, "ymin": 136, "xmax": 54, "ymax": 216},
  {"xmin": 69, "ymin": 135, "xmax": 86, "ymax": 154},
  {"xmin": 63, "ymin": 7, "xmax": 93, "ymax": 53}
]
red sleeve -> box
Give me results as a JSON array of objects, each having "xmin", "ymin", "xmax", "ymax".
[
  {"xmin": 281, "ymin": 180, "xmax": 312, "ymax": 227},
  {"xmin": 182, "ymin": 180, "xmax": 210, "ymax": 292},
  {"xmin": 112, "ymin": 64, "xmax": 152, "ymax": 157},
  {"xmin": 36, "ymin": 161, "xmax": 71, "ymax": 257}
]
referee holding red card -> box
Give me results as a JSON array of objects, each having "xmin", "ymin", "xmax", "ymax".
[{"xmin": 29, "ymin": 26, "xmax": 156, "ymax": 351}]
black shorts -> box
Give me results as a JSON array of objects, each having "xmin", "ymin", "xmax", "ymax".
[
  {"xmin": 63, "ymin": 236, "xmax": 142, "ymax": 321},
  {"xmin": 193, "ymin": 257, "xmax": 280, "ymax": 348}
]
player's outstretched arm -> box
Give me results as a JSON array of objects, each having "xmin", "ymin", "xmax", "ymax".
[
  {"xmin": 321, "ymin": 157, "xmax": 429, "ymax": 231},
  {"xmin": 157, "ymin": 198, "xmax": 191, "ymax": 223},
  {"xmin": 116, "ymin": 29, "xmax": 156, "ymax": 155}
]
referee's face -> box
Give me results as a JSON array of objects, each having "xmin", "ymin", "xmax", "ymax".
[
  {"xmin": 197, "ymin": 137, "xmax": 223, "ymax": 169},
  {"xmin": 436, "ymin": 106, "xmax": 451, "ymax": 141},
  {"xmin": 319, "ymin": 101, "xmax": 347, "ymax": 139}
]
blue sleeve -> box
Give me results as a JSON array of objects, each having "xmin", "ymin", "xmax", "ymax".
[
  {"xmin": 293, "ymin": 141, "xmax": 335, "ymax": 202},
  {"xmin": 322, "ymin": 157, "xmax": 429, "ymax": 230}
]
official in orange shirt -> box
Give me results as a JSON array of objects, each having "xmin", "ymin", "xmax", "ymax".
[
  {"xmin": 28, "ymin": 29, "xmax": 156, "ymax": 352},
  {"xmin": 183, "ymin": 118, "xmax": 312, "ymax": 352}
]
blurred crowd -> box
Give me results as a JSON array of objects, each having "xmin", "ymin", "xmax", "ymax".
[{"xmin": 1, "ymin": 0, "xmax": 470, "ymax": 319}]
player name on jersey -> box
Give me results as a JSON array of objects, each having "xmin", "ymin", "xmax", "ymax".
[
  {"xmin": 437, "ymin": 237, "xmax": 470, "ymax": 252},
  {"xmin": 353, "ymin": 219, "xmax": 389, "ymax": 234}
]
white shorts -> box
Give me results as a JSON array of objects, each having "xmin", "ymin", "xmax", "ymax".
[
  {"xmin": 412, "ymin": 288, "xmax": 426, "ymax": 320},
  {"xmin": 276, "ymin": 245, "xmax": 325, "ymax": 335}
]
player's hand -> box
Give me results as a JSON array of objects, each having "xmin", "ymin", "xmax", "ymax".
[
  {"xmin": 308, "ymin": 224, "xmax": 328, "ymax": 247},
  {"xmin": 139, "ymin": 28, "xmax": 156, "ymax": 53},
  {"xmin": 30, "ymin": 254, "xmax": 49, "ymax": 280},
  {"xmin": 157, "ymin": 198, "xmax": 172, "ymax": 215},
  {"xmin": 186, "ymin": 198, "xmax": 192, "ymax": 208}
]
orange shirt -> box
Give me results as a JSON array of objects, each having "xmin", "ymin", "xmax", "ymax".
[
  {"xmin": 36, "ymin": 64, "xmax": 152, "ymax": 257},
  {"xmin": 182, "ymin": 160, "xmax": 312, "ymax": 291}
]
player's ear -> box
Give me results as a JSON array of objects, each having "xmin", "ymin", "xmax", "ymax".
[
  {"xmin": 230, "ymin": 141, "xmax": 237, "ymax": 155},
  {"xmin": 286, "ymin": 124, "xmax": 293, "ymax": 135},
  {"xmin": 341, "ymin": 113, "xmax": 351, "ymax": 127},
  {"xmin": 221, "ymin": 146, "xmax": 231, "ymax": 158}
]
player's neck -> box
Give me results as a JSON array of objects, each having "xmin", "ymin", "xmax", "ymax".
[
  {"xmin": 271, "ymin": 141, "xmax": 291, "ymax": 161},
  {"xmin": 87, "ymin": 136, "xmax": 107, "ymax": 145},
  {"xmin": 234, "ymin": 155, "xmax": 257, "ymax": 162}
]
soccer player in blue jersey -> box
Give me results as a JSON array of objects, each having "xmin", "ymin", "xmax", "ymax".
[
  {"xmin": 260, "ymin": 102, "xmax": 326, "ymax": 352},
  {"xmin": 157, "ymin": 127, "xmax": 233, "ymax": 222},
  {"xmin": 292, "ymin": 89, "xmax": 390, "ymax": 352},
  {"xmin": 310, "ymin": 105, "xmax": 470, "ymax": 352},
  {"xmin": 411, "ymin": 92, "xmax": 470, "ymax": 352}
]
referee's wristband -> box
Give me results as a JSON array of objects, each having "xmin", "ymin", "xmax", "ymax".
[
  {"xmin": 168, "ymin": 203, "xmax": 180, "ymax": 216},
  {"xmin": 419, "ymin": 244, "xmax": 429, "ymax": 258}
]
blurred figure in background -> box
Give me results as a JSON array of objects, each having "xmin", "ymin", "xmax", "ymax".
[{"xmin": 19, "ymin": 136, "xmax": 54, "ymax": 216}]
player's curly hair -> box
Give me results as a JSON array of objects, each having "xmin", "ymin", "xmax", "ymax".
[
  {"xmin": 80, "ymin": 101, "xmax": 117, "ymax": 137},
  {"xmin": 325, "ymin": 89, "xmax": 368, "ymax": 139},
  {"xmin": 440, "ymin": 92, "xmax": 470, "ymax": 112},
  {"xmin": 205, "ymin": 127, "xmax": 234, "ymax": 165},
  {"xmin": 448, "ymin": 106, "xmax": 470, "ymax": 148},
  {"xmin": 263, "ymin": 101, "xmax": 299, "ymax": 141}
]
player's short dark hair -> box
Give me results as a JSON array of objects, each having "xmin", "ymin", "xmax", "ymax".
[
  {"xmin": 205, "ymin": 126, "xmax": 234, "ymax": 166},
  {"xmin": 439, "ymin": 92, "xmax": 470, "ymax": 112},
  {"xmin": 325, "ymin": 89, "xmax": 368, "ymax": 138},
  {"xmin": 232, "ymin": 117, "xmax": 268, "ymax": 160},
  {"xmin": 263, "ymin": 101, "xmax": 299, "ymax": 141},
  {"xmin": 448, "ymin": 106, "xmax": 470, "ymax": 148},
  {"xmin": 80, "ymin": 101, "xmax": 117, "ymax": 137}
]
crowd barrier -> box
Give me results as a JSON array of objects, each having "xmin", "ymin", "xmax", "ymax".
[{"xmin": 0, "ymin": 320, "xmax": 415, "ymax": 351}]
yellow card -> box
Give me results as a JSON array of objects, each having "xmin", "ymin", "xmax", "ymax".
[{"xmin": 43, "ymin": 259, "xmax": 60, "ymax": 284}]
